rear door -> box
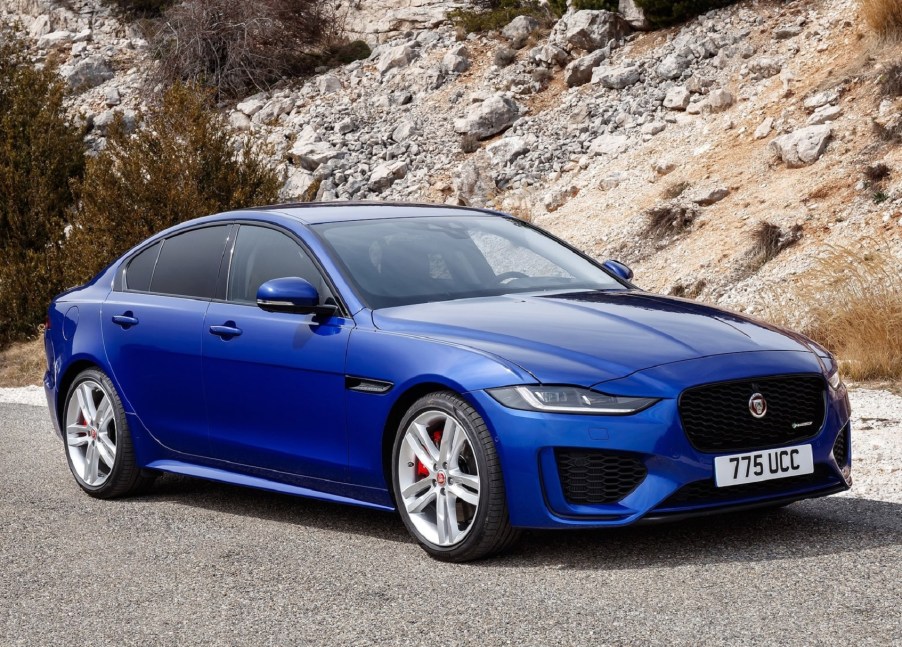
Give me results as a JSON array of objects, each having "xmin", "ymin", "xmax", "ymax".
[
  {"xmin": 102, "ymin": 224, "xmax": 231, "ymax": 455},
  {"xmin": 202, "ymin": 224, "xmax": 353, "ymax": 480}
]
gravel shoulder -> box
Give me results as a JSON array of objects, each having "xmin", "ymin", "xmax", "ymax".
[{"xmin": 0, "ymin": 387, "xmax": 899, "ymax": 646}]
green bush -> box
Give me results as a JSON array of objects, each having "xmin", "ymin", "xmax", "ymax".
[
  {"xmin": 0, "ymin": 30, "xmax": 85, "ymax": 346},
  {"xmin": 548, "ymin": 0, "xmax": 618, "ymax": 18},
  {"xmin": 449, "ymin": 0, "xmax": 549, "ymax": 34},
  {"xmin": 64, "ymin": 83, "xmax": 280, "ymax": 286},
  {"xmin": 634, "ymin": 0, "xmax": 738, "ymax": 28}
]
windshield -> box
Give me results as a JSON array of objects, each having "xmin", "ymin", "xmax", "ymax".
[{"xmin": 312, "ymin": 215, "xmax": 626, "ymax": 309}]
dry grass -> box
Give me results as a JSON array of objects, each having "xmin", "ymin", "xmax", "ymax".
[
  {"xmin": 744, "ymin": 221, "xmax": 802, "ymax": 272},
  {"xmin": 643, "ymin": 201, "xmax": 698, "ymax": 240},
  {"xmin": 0, "ymin": 337, "xmax": 45, "ymax": 387},
  {"xmin": 781, "ymin": 246, "xmax": 902, "ymax": 381},
  {"xmin": 861, "ymin": 0, "xmax": 902, "ymax": 39},
  {"xmin": 881, "ymin": 61, "xmax": 902, "ymax": 95}
]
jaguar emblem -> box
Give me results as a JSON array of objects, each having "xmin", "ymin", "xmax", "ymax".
[{"xmin": 748, "ymin": 393, "xmax": 767, "ymax": 419}]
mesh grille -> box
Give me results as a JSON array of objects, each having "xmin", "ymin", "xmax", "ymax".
[
  {"xmin": 555, "ymin": 449, "xmax": 647, "ymax": 505},
  {"xmin": 832, "ymin": 424, "xmax": 848, "ymax": 466},
  {"xmin": 679, "ymin": 376, "xmax": 826, "ymax": 453},
  {"xmin": 656, "ymin": 466, "xmax": 838, "ymax": 510}
]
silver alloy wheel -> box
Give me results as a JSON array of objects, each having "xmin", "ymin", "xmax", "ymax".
[
  {"xmin": 65, "ymin": 379, "xmax": 117, "ymax": 487},
  {"xmin": 397, "ymin": 410, "xmax": 481, "ymax": 547}
]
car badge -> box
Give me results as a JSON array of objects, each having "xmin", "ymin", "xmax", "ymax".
[{"xmin": 748, "ymin": 393, "xmax": 767, "ymax": 418}]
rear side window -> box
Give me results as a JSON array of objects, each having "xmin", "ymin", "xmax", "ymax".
[
  {"xmin": 125, "ymin": 241, "xmax": 161, "ymax": 292},
  {"xmin": 149, "ymin": 226, "xmax": 229, "ymax": 299},
  {"xmin": 227, "ymin": 225, "xmax": 328, "ymax": 304}
]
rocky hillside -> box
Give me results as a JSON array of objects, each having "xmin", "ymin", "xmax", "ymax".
[{"xmin": 2, "ymin": 0, "xmax": 900, "ymax": 324}]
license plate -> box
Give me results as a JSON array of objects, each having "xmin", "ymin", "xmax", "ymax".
[{"xmin": 714, "ymin": 444, "xmax": 814, "ymax": 487}]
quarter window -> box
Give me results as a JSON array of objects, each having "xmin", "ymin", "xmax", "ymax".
[
  {"xmin": 149, "ymin": 226, "xmax": 229, "ymax": 299},
  {"xmin": 125, "ymin": 241, "xmax": 161, "ymax": 292},
  {"xmin": 227, "ymin": 225, "xmax": 329, "ymax": 304}
]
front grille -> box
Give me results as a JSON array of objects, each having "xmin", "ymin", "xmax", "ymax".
[
  {"xmin": 679, "ymin": 375, "xmax": 826, "ymax": 453},
  {"xmin": 555, "ymin": 449, "xmax": 647, "ymax": 505},
  {"xmin": 832, "ymin": 424, "xmax": 848, "ymax": 466},
  {"xmin": 656, "ymin": 466, "xmax": 838, "ymax": 510}
]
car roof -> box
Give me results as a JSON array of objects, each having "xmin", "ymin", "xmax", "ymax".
[{"xmin": 244, "ymin": 201, "xmax": 506, "ymax": 225}]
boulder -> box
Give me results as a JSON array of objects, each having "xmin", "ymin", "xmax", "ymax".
[
  {"xmin": 104, "ymin": 86, "xmax": 121, "ymax": 106},
  {"xmin": 454, "ymin": 157, "xmax": 496, "ymax": 206},
  {"xmin": 530, "ymin": 44, "xmax": 569, "ymax": 68},
  {"xmin": 60, "ymin": 56, "xmax": 113, "ymax": 91},
  {"xmin": 562, "ymin": 10, "xmax": 631, "ymax": 52},
  {"xmin": 229, "ymin": 111, "xmax": 251, "ymax": 131},
  {"xmin": 564, "ymin": 49, "xmax": 608, "ymax": 87},
  {"xmin": 589, "ymin": 133, "xmax": 629, "ymax": 156},
  {"xmin": 656, "ymin": 54, "xmax": 690, "ymax": 80},
  {"xmin": 754, "ymin": 117, "xmax": 774, "ymax": 140},
  {"xmin": 769, "ymin": 126, "xmax": 832, "ymax": 168},
  {"xmin": 317, "ymin": 74, "xmax": 342, "ymax": 94},
  {"xmin": 376, "ymin": 44, "xmax": 418, "ymax": 75},
  {"xmin": 749, "ymin": 57, "xmax": 782, "ymax": 79},
  {"xmin": 663, "ymin": 86, "xmax": 690, "ymax": 110},
  {"xmin": 369, "ymin": 161, "xmax": 408, "ymax": 192},
  {"xmin": 236, "ymin": 97, "xmax": 265, "ymax": 117},
  {"xmin": 392, "ymin": 120, "xmax": 416, "ymax": 143},
  {"xmin": 453, "ymin": 95, "xmax": 521, "ymax": 140},
  {"xmin": 544, "ymin": 186, "xmax": 579, "ymax": 212},
  {"xmin": 442, "ymin": 51, "xmax": 470, "ymax": 74},
  {"xmin": 486, "ymin": 136, "xmax": 529, "ymax": 166},
  {"xmin": 803, "ymin": 89, "xmax": 840, "ymax": 110},
  {"xmin": 253, "ymin": 98, "xmax": 294, "ymax": 124},
  {"xmin": 707, "ymin": 88, "xmax": 734, "ymax": 112},
  {"xmin": 37, "ymin": 30, "xmax": 73, "ymax": 49},
  {"xmin": 593, "ymin": 65, "xmax": 641, "ymax": 89},
  {"xmin": 290, "ymin": 141, "xmax": 343, "ymax": 171},
  {"xmin": 281, "ymin": 168, "xmax": 315, "ymax": 201},
  {"xmin": 502, "ymin": 15, "xmax": 539, "ymax": 45},
  {"xmin": 619, "ymin": 0, "xmax": 650, "ymax": 30},
  {"xmin": 335, "ymin": 118, "xmax": 356, "ymax": 135},
  {"xmin": 641, "ymin": 121, "xmax": 665, "ymax": 136},
  {"xmin": 806, "ymin": 104, "xmax": 842, "ymax": 126},
  {"xmin": 689, "ymin": 186, "xmax": 730, "ymax": 206}
]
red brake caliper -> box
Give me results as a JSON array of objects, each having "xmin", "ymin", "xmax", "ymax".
[{"xmin": 414, "ymin": 429, "xmax": 443, "ymax": 478}]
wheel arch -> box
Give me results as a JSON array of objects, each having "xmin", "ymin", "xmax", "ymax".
[
  {"xmin": 56, "ymin": 356, "xmax": 107, "ymax": 424},
  {"xmin": 380, "ymin": 381, "xmax": 465, "ymax": 506}
]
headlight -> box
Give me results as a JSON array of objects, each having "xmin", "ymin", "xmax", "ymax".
[
  {"xmin": 827, "ymin": 367, "xmax": 843, "ymax": 390},
  {"xmin": 487, "ymin": 385, "xmax": 659, "ymax": 415}
]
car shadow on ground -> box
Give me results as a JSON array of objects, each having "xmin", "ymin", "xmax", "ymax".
[{"xmin": 142, "ymin": 473, "xmax": 901, "ymax": 568}]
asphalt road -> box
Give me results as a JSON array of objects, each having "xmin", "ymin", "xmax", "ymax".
[{"xmin": 1, "ymin": 402, "xmax": 899, "ymax": 646}]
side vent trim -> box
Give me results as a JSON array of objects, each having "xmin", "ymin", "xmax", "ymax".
[{"xmin": 345, "ymin": 376, "xmax": 394, "ymax": 394}]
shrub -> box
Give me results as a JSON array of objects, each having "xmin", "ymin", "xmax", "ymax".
[
  {"xmin": 330, "ymin": 40, "xmax": 372, "ymax": 65},
  {"xmin": 643, "ymin": 201, "xmax": 698, "ymax": 239},
  {"xmin": 64, "ymin": 83, "xmax": 280, "ymax": 286},
  {"xmin": 794, "ymin": 246, "xmax": 902, "ymax": 380},
  {"xmin": 745, "ymin": 221, "xmax": 802, "ymax": 271},
  {"xmin": 151, "ymin": 0, "xmax": 340, "ymax": 100},
  {"xmin": 0, "ymin": 30, "xmax": 85, "ymax": 346},
  {"xmin": 449, "ymin": 0, "xmax": 548, "ymax": 34},
  {"xmin": 108, "ymin": 0, "xmax": 175, "ymax": 18},
  {"xmin": 634, "ymin": 0, "xmax": 738, "ymax": 28},
  {"xmin": 880, "ymin": 61, "xmax": 902, "ymax": 96},
  {"xmin": 548, "ymin": 0, "xmax": 618, "ymax": 18},
  {"xmin": 860, "ymin": 0, "xmax": 902, "ymax": 39},
  {"xmin": 864, "ymin": 162, "xmax": 891, "ymax": 184}
]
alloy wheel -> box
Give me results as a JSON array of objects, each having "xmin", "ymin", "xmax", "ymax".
[{"xmin": 65, "ymin": 379, "xmax": 117, "ymax": 487}]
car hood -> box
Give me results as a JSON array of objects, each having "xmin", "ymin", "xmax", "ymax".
[{"xmin": 372, "ymin": 290, "xmax": 816, "ymax": 386}]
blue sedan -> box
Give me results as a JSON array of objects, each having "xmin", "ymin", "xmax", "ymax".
[{"xmin": 43, "ymin": 203, "xmax": 852, "ymax": 561}]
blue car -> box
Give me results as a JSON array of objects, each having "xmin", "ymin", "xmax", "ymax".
[{"xmin": 44, "ymin": 203, "xmax": 852, "ymax": 561}]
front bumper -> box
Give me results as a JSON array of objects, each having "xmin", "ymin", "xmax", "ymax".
[{"xmin": 470, "ymin": 377, "xmax": 851, "ymax": 530}]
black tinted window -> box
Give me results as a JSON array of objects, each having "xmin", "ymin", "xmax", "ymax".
[
  {"xmin": 125, "ymin": 241, "xmax": 161, "ymax": 292},
  {"xmin": 150, "ymin": 226, "xmax": 228, "ymax": 299},
  {"xmin": 228, "ymin": 225, "xmax": 328, "ymax": 304}
]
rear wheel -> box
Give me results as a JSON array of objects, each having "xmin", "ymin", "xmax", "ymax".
[
  {"xmin": 63, "ymin": 368, "xmax": 156, "ymax": 498},
  {"xmin": 392, "ymin": 391, "xmax": 519, "ymax": 562}
]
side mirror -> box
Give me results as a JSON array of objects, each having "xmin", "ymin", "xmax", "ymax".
[
  {"xmin": 602, "ymin": 259, "xmax": 634, "ymax": 282},
  {"xmin": 256, "ymin": 277, "xmax": 337, "ymax": 317}
]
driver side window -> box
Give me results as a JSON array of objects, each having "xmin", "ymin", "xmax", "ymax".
[{"xmin": 227, "ymin": 225, "xmax": 331, "ymax": 305}]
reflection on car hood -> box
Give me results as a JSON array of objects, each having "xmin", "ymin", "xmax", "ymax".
[{"xmin": 372, "ymin": 290, "xmax": 815, "ymax": 386}]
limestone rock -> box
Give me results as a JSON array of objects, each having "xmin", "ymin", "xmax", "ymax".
[
  {"xmin": 593, "ymin": 65, "xmax": 641, "ymax": 89},
  {"xmin": 754, "ymin": 117, "xmax": 774, "ymax": 140},
  {"xmin": 690, "ymin": 186, "xmax": 730, "ymax": 206},
  {"xmin": 376, "ymin": 44, "xmax": 418, "ymax": 75},
  {"xmin": 803, "ymin": 89, "xmax": 840, "ymax": 110},
  {"xmin": 290, "ymin": 141, "xmax": 342, "ymax": 171},
  {"xmin": 663, "ymin": 86, "xmax": 690, "ymax": 110},
  {"xmin": 369, "ymin": 161, "xmax": 408, "ymax": 191},
  {"xmin": 502, "ymin": 15, "xmax": 539, "ymax": 45},
  {"xmin": 317, "ymin": 74, "xmax": 342, "ymax": 94},
  {"xmin": 619, "ymin": 0, "xmax": 650, "ymax": 30},
  {"xmin": 562, "ymin": 10, "xmax": 630, "ymax": 52},
  {"xmin": 749, "ymin": 57, "xmax": 782, "ymax": 79},
  {"xmin": 707, "ymin": 89, "xmax": 734, "ymax": 112},
  {"xmin": 37, "ymin": 30, "xmax": 73, "ymax": 48},
  {"xmin": 453, "ymin": 95, "xmax": 521, "ymax": 140},
  {"xmin": 486, "ymin": 136, "xmax": 529, "ymax": 166},
  {"xmin": 236, "ymin": 98, "xmax": 265, "ymax": 117},
  {"xmin": 530, "ymin": 44, "xmax": 569, "ymax": 68},
  {"xmin": 60, "ymin": 56, "xmax": 113, "ymax": 91},
  {"xmin": 589, "ymin": 133, "xmax": 629, "ymax": 156},
  {"xmin": 392, "ymin": 120, "xmax": 416, "ymax": 143},
  {"xmin": 656, "ymin": 54, "xmax": 690, "ymax": 80},
  {"xmin": 564, "ymin": 49, "xmax": 608, "ymax": 87},
  {"xmin": 769, "ymin": 126, "xmax": 832, "ymax": 168},
  {"xmin": 807, "ymin": 104, "xmax": 842, "ymax": 126}
]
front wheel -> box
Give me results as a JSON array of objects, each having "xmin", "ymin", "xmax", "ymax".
[
  {"xmin": 392, "ymin": 391, "xmax": 520, "ymax": 562},
  {"xmin": 63, "ymin": 368, "xmax": 156, "ymax": 498}
]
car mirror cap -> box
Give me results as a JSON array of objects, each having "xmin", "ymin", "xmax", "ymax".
[{"xmin": 602, "ymin": 259, "xmax": 634, "ymax": 282}]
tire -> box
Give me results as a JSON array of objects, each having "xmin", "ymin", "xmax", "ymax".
[
  {"xmin": 62, "ymin": 368, "xmax": 156, "ymax": 499},
  {"xmin": 391, "ymin": 391, "xmax": 520, "ymax": 562}
]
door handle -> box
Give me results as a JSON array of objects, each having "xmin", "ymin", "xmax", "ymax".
[
  {"xmin": 209, "ymin": 323, "xmax": 242, "ymax": 338},
  {"xmin": 112, "ymin": 313, "xmax": 139, "ymax": 328}
]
